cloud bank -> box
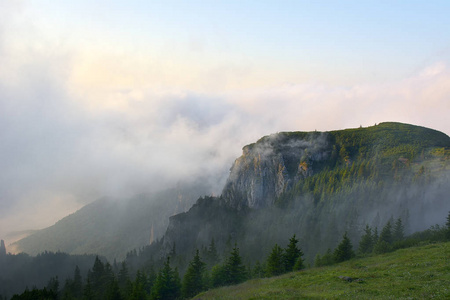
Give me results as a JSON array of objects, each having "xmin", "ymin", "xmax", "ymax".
[{"xmin": 0, "ymin": 4, "xmax": 449, "ymax": 241}]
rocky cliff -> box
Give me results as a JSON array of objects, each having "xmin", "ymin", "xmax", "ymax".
[
  {"xmin": 222, "ymin": 131, "xmax": 332, "ymax": 209},
  {"xmin": 158, "ymin": 122, "xmax": 450, "ymax": 260}
]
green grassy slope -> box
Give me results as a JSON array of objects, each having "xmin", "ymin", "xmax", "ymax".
[{"xmin": 195, "ymin": 242, "xmax": 450, "ymax": 299}]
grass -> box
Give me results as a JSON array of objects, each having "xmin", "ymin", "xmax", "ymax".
[{"xmin": 194, "ymin": 242, "xmax": 450, "ymax": 299}]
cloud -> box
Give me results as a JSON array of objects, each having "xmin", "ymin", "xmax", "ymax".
[{"xmin": 0, "ymin": 3, "xmax": 449, "ymax": 240}]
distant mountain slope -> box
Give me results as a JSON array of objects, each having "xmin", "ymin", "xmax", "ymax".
[
  {"xmin": 160, "ymin": 122, "xmax": 450, "ymax": 262},
  {"xmin": 12, "ymin": 184, "xmax": 211, "ymax": 260},
  {"xmin": 195, "ymin": 242, "xmax": 450, "ymax": 299}
]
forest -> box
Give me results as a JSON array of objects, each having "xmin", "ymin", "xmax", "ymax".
[{"xmin": 2, "ymin": 212, "xmax": 450, "ymax": 300}]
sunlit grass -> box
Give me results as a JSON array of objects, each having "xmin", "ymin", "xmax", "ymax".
[{"xmin": 194, "ymin": 242, "xmax": 450, "ymax": 299}]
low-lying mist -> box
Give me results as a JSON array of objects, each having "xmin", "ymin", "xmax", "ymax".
[{"xmin": 1, "ymin": 2, "xmax": 450, "ymax": 244}]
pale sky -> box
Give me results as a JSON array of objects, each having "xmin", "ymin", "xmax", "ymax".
[{"xmin": 1, "ymin": 1, "xmax": 449, "ymax": 242}]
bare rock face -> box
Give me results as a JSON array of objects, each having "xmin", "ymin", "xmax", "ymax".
[{"xmin": 222, "ymin": 132, "xmax": 331, "ymax": 209}]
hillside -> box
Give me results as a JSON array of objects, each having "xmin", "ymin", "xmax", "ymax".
[
  {"xmin": 194, "ymin": 241, "xmax": 450, "ymax": 299},
  {"xmin": 11, "ymin": 183, "xmax": 211, "ymax": 260},
  {"xmin": 161, "ymin": 122, "xmax": 450, "ymax": 262}
]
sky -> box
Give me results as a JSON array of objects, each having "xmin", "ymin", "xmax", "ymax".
[{"xmin": 0, "ymin": 0, "xmax": 449, "ymax": 242}]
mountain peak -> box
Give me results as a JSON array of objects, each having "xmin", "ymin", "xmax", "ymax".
[{"xmin": 221, "ymin": 122, "xmax": 450, "ymax": 209}]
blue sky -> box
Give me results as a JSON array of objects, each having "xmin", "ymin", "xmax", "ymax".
[
  {"xmin": 1, "ymin": 1, "xmax": 449, "ymax": 241},
  {"xmin": 24, "ymin": 0, "xmax": 450, "ymax": 86}
]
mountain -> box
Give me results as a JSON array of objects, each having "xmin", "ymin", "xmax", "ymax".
[
  {"xmin": 160, "ymin": 122, "xmax": 450, "ymax": 262},
  {"xmin": 11, "ymin": 122, "xmax": 450, "ymax": 264},
  {"xmin": 11, "ymin": 183, "xmax": 212, "ymax": 260}
]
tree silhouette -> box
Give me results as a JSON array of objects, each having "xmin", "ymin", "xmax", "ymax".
[
  {"xmin": 334, "ymin": 232, "xmax": 355, "ymax": 263},
  {"xmin": 266, "ymin": 244, "xmax": 285, "ymax": 276},
  {"xmin": 284, "ymin": 234, "xmax": 304, "ymax": 272},
  {"xmin": 182, "ymin": 249, "xmax": 207, "ymax": 298}
]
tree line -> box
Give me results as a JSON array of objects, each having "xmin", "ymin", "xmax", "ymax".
[{"xmin": 7, "ymin": 211, "xmax": 450, "ymax": 300}]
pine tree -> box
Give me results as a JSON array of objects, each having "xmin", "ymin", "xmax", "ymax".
[
  {"xmin": 206, "ymin": 238, "xmax": 220, "ymax": 267},
  {"xmin": 83, "ymin": 278, "xmax": 94, "ymax": 300},
  {"xmin": 105, "ymin": 279, "xmax": 123, "ymax": 300},
  {"xmin": 181, "ymin": 250, "xmax": 207, "ymax": 299},
  {"xmin": 373, "ymin": 227, "xmax": 379, "ymax": 242},
  {"xmin": 393, "ymin": 218, "xmax": 405, "ymax": 242},
  {"xmin": 334, "ymin": 232, "xmax": 355, "ymax": 263},
  {"xmin": 379, "ymin": 220, "xmax": 393, "ymax": 244},
  {"xmin": 210, "ymin": 265, "xmax": 227, "ymax": 288},
  {"xmin": 89, "ymin": 256, "xmax": 105, "ymax": 298},
  {"xmin": 46, "ymin": 276, "xmax": 59, "ymax": 296},
  {"xmin": 117, "ymin": 262, "xmax": 129, "ymax": 290},
  {"xmin": 131, "ymin": 270, "xmax": 147, "ymax": 300},
  {"xmin": 283, "ymin": 234, "xmax": 304, "ymax": 272},
  {"xmin": 145, "ymin": 266, "xmax": 157, "ymax": 294},
  {"xmin": 315, "ymin": 249, "xmax": 334, "ymax": 267},
  {"xmin": 151, "ymin": 257, "xmax": 181, "ymax": 300},
  {"xmin": 252, "ymin": 261, "xmax": 265, "ymax": 278},
  {"xmin": 314, "ymin": 253, "xmax": 322, "ymax": 267},
  {"xmin": 223, "ymin": 245, "xmax": 247, "ymax": 285},
  {"xmin": 72, "ymin": 265, "xmax": 83, "ymax": 298},
  {"xmin": 266, "ymin": 244, "xmax": 285, "ymax": 277},
  {"xmin": 358, "ymin": 225, "xmax": 374, "ymax": 254},
  {"xmin": 374, "ymin": 221, "xmax": 393, "ymax": 254},
  {"xmin": 293, "ymin": 256, "xmax": 305, "ymax": 271}
]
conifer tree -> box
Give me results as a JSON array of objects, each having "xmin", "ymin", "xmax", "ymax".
[
  {"xmin": 210, "ymin": 264, "xmax": 227, "ymax": 288},
  {"xmin": 266, "ymin": 244, "xmax": 285, "ymax": 277},
  {"xmin": 374, "ymin": 221, "xmax": 393, "ymax": 253},
  {"xmin": 252, "ymin": 261, "xmax": 265, "ymax": 278},
  {"xmin": 46, "ymin": 276, "xmax": 59, "ymax": 296},
  {"xmin": 315, "ymin": 248, "xmax": 334, "ymax": 267},
  {"xmin": 181, "ymin": 250, "xmax": 207, "ymax": 299},
  {"xmin": 283, "ymin": 234, "xmax": 304, "ymax": 272},
  {"xmin": 72, "ymin": 265, "xmax": 83, "ymax": 298},
  {"xmin": 224, "ymin": 245, "xmax": 247, "ymax": 285},
  {"xmin": 89, "ymin": 256, "xmax": 106, "ymax": 298},
  {"xmin": 206, "ymin": 238, "xmax": 220, "ymax": 267},
  {"xmin": 334, "ymin": 232, "xmax": 355, "ymax": 263},
  {"xmin": 117, "ymin": 262, "xmax": 129, "ymax": 291},
  {"xmin": 83, "ymin": 278, "xmax": 94, "ymax": 300},
  {"xmin": 151, "ymin": 257, "xmax": 181, "ymax": 300},
  {"xmin": 314, "ymin": 253, "xmax": 322, "ymax": 267},
  {"xmin": 105, "ymin": 279, "xmax": 123, "ymax": 300},
  {"xmin": 393, "ymin": 218, "xmax": 405, "ymax": 242},
  {"xmin": 358, "ymin": 225, "xmax": 374, "ymax": 254},
  {"xmin": 293, "ymin": 256, "xmax": 305, "ymax": 271},
  {"xmin": 131, "ymin": 270, "xmax": 147, "ymax": 300}
]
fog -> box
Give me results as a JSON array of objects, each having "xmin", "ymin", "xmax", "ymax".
[{"xmin": 1, "ymin": 2, "xmax": 450, "ymax": 242}]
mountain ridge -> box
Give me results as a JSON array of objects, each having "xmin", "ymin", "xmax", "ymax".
[
  {"xmin": 9, "ymin": 122, "xmax": 450, "ymax": 263},
  {"xmin": 160, "ymin": 122, "xmax": 450, "ymax": 262}
]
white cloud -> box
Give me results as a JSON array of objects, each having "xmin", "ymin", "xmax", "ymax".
[{"xmin": 0, "ymin": 3, "xmax": 449, "ymax": 240}]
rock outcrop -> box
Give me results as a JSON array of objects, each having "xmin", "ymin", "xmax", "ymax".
[{"xmin": 222, "ymin": 131, "xmax": 332, "ymax": 209}]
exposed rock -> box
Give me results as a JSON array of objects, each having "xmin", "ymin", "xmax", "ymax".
[
  {"xmin": 338, "ymin": 276, "xmax": 364, "ymax": 283},
  {"xmin": 222, "ymin": 132, "xmax": 331, "ymax": 209}
]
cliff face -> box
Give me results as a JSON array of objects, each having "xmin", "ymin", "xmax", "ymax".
[
  {"xmin": 158, "ymin": 122, "xmax": 450, "ymax": 259},
  {"xmin": 222, "ymin": 132, "xmax": 332, "ymax": 209}
]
